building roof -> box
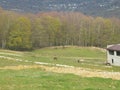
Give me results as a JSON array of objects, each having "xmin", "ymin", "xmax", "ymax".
[{"xmin": 107, "ymin": 44, "xmax": 120, "ymax": 51}]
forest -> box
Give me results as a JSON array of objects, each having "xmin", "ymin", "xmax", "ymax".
[{"xmin": 0, "ymin": 8, "xmax": 120, "ymax": 50}]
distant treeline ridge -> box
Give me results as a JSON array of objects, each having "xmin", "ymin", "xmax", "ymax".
[{"xmin": 0, "ymin": 8, "xmax": 120, "ymax": 50}]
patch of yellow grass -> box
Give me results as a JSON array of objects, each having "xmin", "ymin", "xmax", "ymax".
[
  {"xmin": 0, "ymin": 65, "xmax": 120, "ymax": 80},
  {"xmin": 0, "ymin": 65, "xmax": 42, "ymax": 70}
]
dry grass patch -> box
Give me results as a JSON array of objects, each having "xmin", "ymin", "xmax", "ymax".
[{"xmin": 1, "ymin": 65, "xmax": 120, "ymax": 80}]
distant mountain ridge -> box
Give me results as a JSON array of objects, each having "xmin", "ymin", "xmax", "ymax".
[{"xmin": 0, "ymin": 0, "xmax": 120, "ymax": 17}]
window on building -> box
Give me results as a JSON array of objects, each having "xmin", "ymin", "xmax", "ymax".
[
  {"xmin": 109, "ymin": 50, "xmax": 114, "ymax": 55},
  {"xmin": 112, "ymin": 59, "xmax": 114, "ymax": 64},
  {"xmin": 116, "ymin": 51, "xmax": 120, "ymax": 56}
]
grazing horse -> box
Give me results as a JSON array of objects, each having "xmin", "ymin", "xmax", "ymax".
[
  {"xmin": 77, "ymin": 59, "xmax": 80, "ymax": 63},
  {"xmin": 53, "ymin": 56, "xmax": 57, "ymax": 60}
]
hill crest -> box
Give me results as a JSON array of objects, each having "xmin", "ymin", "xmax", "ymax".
[{"xmin": 0, "ymin": 0, "xmax": 120, "ymax": 17}]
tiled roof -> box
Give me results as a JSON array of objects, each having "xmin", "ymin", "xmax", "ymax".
[{"xmin": 107, "ymin": 44, "xmax": 120, "ymax": 51}]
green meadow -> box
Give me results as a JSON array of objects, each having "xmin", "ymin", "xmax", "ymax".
[
  {"xmin": 0, "ymin": 69, "xmax": 120, "ymax": 90},
  {"xmin": 0, "ymin": 46, "xmax": 120, "ymax": 90}
]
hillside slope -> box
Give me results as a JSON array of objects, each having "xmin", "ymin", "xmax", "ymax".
[{"xmin": 0, "ymin": 0, "xmax": 120, "ymax": 17}]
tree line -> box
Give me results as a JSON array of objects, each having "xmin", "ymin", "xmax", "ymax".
[{"xmin": 0, "ymin": 8, "xmax": 120, "ymax": 50}]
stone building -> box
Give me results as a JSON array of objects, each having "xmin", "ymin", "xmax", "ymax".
[{"xmin": 107, "ymin": 44, "xmax": 120, "ymax": 66}]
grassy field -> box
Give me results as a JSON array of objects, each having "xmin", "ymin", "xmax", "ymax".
[
  {"xmin": 24, "ymin": 47, "xmax": 106, "ymax": 66},
  {"xmin": 0, "ymin": 69, "xmax": 120, "ymax": 90},
  {"xmin": 21, "ymin": 46, "xmax": 119, "ymax": 72},
  {"xmin": 0, "ymin": 46, "xmax": 120, "ymax": 71},
  {"xmin": 0, "ymin": 46, "xmax": 120, "ymax": 90}
]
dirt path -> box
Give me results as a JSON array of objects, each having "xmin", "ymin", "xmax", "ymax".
[
  {"xmin": 0, "ymin": 65, "xmax": 120, "ymax": 80},
  {"xmin": 0, "ymin": 55, "xmax": 120, "ymax": 80}
]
